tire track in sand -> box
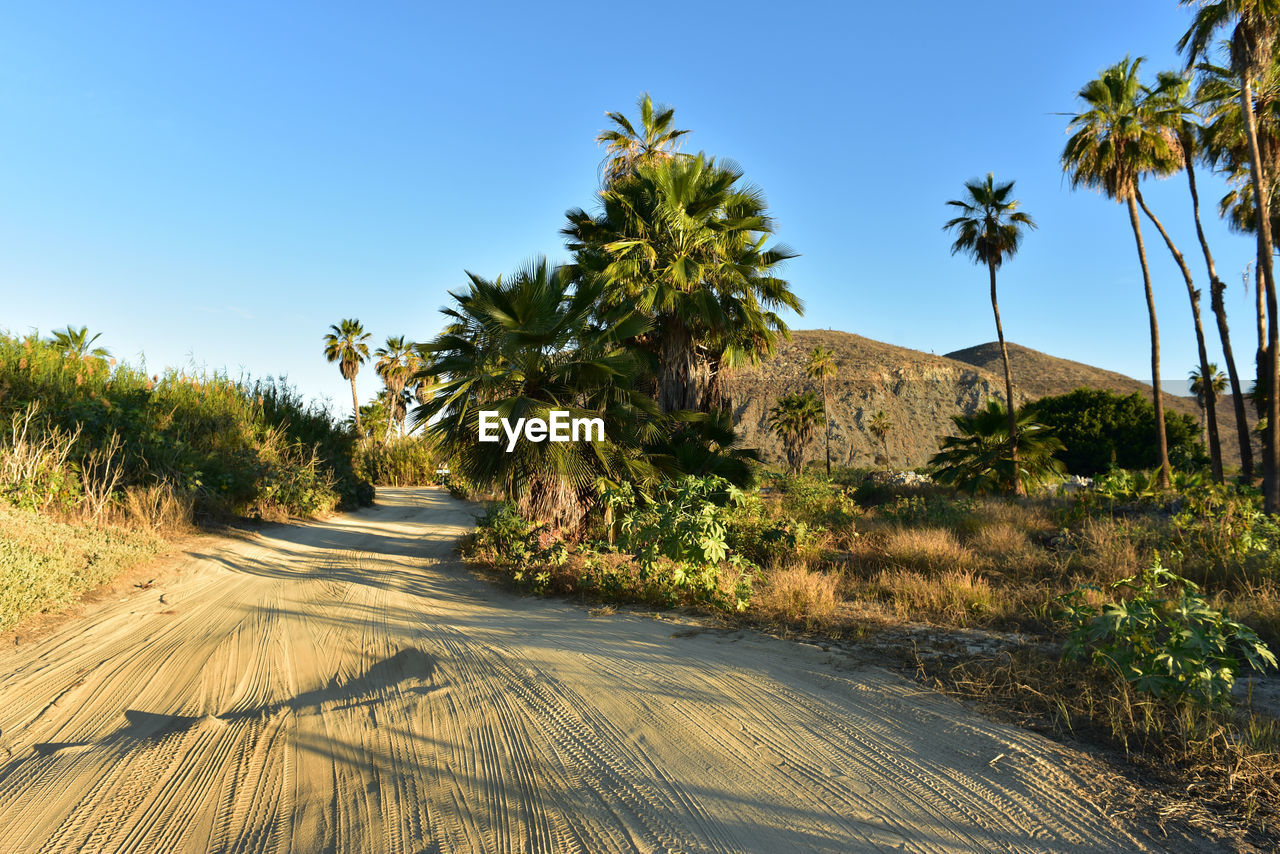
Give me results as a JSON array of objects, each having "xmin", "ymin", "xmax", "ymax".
[{"xmin": 0, "ymin": 487, "xmax": 1175, "ymax": 853}]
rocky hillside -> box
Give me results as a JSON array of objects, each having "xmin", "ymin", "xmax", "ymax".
[{"xmin": 726, "ymin": 331, "xmax": 1255, "ymax": 470}]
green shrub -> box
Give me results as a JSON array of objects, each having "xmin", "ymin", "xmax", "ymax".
[
  {"xmin": 1062, "ymin": 554, "xmax": 1276, "ymax": 706},
  {"xmin": 354, "ymin": 437, "xmax": 438, "ymax": 486},
  {"xmin": 1024, "ymin": 388, "xmax": 1206, "ymax": 476},
  {"xmin": 0, "ymin": 333, "xmax": 372, "ymax": 520}
]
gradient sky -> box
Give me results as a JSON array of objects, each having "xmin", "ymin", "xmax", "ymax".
[{"xmin": 1, "ymin": 0, "xmax": 1263, "ymax": 417}]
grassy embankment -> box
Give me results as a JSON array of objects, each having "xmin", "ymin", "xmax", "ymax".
[{"xmin": 0, "ymin": 332, "xmax": 375, "ymax": 631}]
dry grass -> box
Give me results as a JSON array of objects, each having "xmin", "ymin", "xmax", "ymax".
[
  {"xmin": 875, "ymin": 525, "xmax": 983, "ymax": 574},
  {"xmin": 118, "ymin": 484, "xmax": 196, "ymax": 535},
  {"xmin": 756, "ymin": 565, "xmax": 841, "ymax": 627},
  {"xmin": 860, "ymin": 568, "xmax": 997, "ymax": 627},
  {"xmin": 919, "ymin": 647, "xmax": 1280, "ymax": 845}
]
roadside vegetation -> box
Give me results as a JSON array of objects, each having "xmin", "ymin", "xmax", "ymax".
[
  {"xmin": 0, "ymin": 328, "xmax": 377, "ymax": 629},
  {"xmin": 435, "ymin": 10, "xmax": 1280, "ymax": 834}
]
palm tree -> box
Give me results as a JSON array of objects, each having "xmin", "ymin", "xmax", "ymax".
[
  {"xmin": 1180, "ymin": 0, "xmax": 1280, "ymax": 509},
  {"xmin": 930, "ymin": 401, "xmax": 1066, "ymax": 495},
  {"xmin": 597, "ymin": 93, "xmax": 690, "ymax": 184},
  {"xmin": 1190, "ymin": 363, "xmax": 1229, "ymax": 450},
  {"xmin": 1129, "ymin": 70, "xmax": 1225, "ymax": 482},
  {"xmin": 769, "ymin": 391, "xmax": 824, "ymax": 475},
  {"xmin": 942, "ymin": 173, "xmax": 1037, "ymax": 495},
  {"xmin": 323, "ymin": 319, "xmax": 371, "ymax": 433},
  {"xmin": 50, "ymin": 326, "xmax": 110, "ymax": 361},
  {"xmin": 416, "ymin": 258, "xmax": 660, "ymax": 528},
  {"xmin": 564, "ymin": 152, "xmax": 801, "ymax": 414},
  {"xmin": 868, "ymin": 410, "xmax": 893, "ymax": 467},
  {"xmin": 374, "ymin": 335, "xmax": 414, "ymax": 438},
  {"xmin": 1171, "ymin": 65, "xmax": 1264, "ymax": 481},
  {"xmin": 1063, "ymin": 57, "xmax": 1180, "ymax": 489},
  {"xmin": 806, "ymin": 346, "xmax": 838, "ymax": 477}
]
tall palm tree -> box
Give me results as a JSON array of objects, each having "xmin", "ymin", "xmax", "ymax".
[
  {"xmin": 1190, "ymin": 363, "xmax": 1229, "ymax": 450},
  {"xmin": 1168, "ymin": 65, "xmax": 1262, "ymax": 481},
  {"xmin": 597, "ymin": 93, "xmax": 690, "ymax": 184},
  {"xmin": 323, "ymin": 319, "xmax": 371, "ymax": 433},
  {"xmin": 374, "ymin": 335, "xmax": 414, "ymax": 438},
  {"xmin": 942, "ymin": 173, "xmax": 1037, "ymax": 495},
  {"xmin": 769, "ymin": 391, "xmax": 824, "ymax": 476},
  {"xmin": 1180, "ymin": 0, "xmax": 1280, "ymax": 509},
  {"xmin": 416, "ymin": 258, "xmax": 660, "ymax": 528},
  {"xmin": 1063, "ymin": 57, "xmax": 1180, "ymax": 489},
  {"xmin": 1130, "ymin": 70, "xmax": 1225, "ymax": 482},
  {"xmin": 806, "ymin": 346, "xmax": 838, "ymax": 477},
  {"xmin": 565, "ymin": 152, "xmax": 801, "ymax": 414},
  {"xmin": 868, "ymin": 410, "xmax": 893, "ymax": 467},
  {"xmin": 50, "ymin": 326, "xmax": 110, "ymax": 361}
]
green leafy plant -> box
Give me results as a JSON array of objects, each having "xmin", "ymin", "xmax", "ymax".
[
  {"xmin": 930, "ymin": 401, "xmax": 1066, "ymax": 494},
  {"xmin": 1062, "ymin": 554, "xmax": 1276, "ymax": 705}
]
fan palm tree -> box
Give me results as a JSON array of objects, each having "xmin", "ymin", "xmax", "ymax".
[
  {"xmin": 416, "ymin": 258, "xmax": 661, "ymax": 528},
  {"xmin": 1169, "ymin": 64, "xmax": 1265, "ymax": 482},
  {"xmin": 1129, "ymin": 70, "xmax": 1225, "ymax": 482},
  {"xmin": 868, "ymin": 410, "xmax": 893, "ymax": 467},
  {"xmin": 565, "ymin": 152, "xmax": 801, "ymax": 414},
  {"xmin": 50, "ymin": 326, "xmax": 110, "ymax": 361},
  {"xmin": 1190, "ymin": 363, "xmax": 1229, "ymax": 450},
  {"xmin": 597, "ymin": 93, "xmax": 690, "ymax": 184},
  {"xmin": 930, "ymin": 401, "xmax": 1066, "ymax": 495},
  {"xmin": 769, "ymin": 391, "xmax": 824, "ymax": 476},
  {"xmin": 375, "ymin": 335, "xmax": 414, "ymax": 438},
  {"xmin": 1063, "ymin": 56, "xmax": 1180, "ymax": 489},
  {"xmin": 806, "ymin": 346, "xmax": 838, "ymax": 476},
  {"xmin": 1180, "ymin": 0, "xmax": 1280, "ymax": 508},
  {"xmin": 942, "ymin": 173, "xmax": 1037, "ymax": 495},
  {"xmin": 323, "ymin": 319, "xmax": 371, "ymax": 433}
]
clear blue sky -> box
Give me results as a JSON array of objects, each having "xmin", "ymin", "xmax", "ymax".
[{"xmin": 1, "ymin": 0, "xmax": 1263, "ymax": 417}]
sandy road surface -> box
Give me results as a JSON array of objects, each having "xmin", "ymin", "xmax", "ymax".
[{"xmin": 0, "ymin": 488, "xmax": 1153, "ymax": 853}]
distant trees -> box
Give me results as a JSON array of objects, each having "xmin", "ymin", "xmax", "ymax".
[
  {"xmin": 1023, "ymin": 389, "xmax": 1205, "ymax": 476},
  {"xmin": 769, "ymin": 391, "xmax": 824, "ymax": 475},
  {"xmin": 374, "ymin": 336, "xmax": 414, "ymax": 438},
  {"xmin": 806, "ymin": 347, "xmax": 838, "ymax": 476},
  {"xmin": 323, "ymin": 319, "xmax": 371, "ymax": 433},
  {"xmin": 868, "ymin": 410, "xmax": 893, "ymax": 466},
  {"xmin": 1190, "ymin": 363, "xmax": 1229, "ymax": 448},
  {"xmin": 942, "ymin": 173, "xmax": 1037, "ymax": 495}
]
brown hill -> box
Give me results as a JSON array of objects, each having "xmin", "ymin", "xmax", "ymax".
[
  {"xmin": 725, "ymin": 331, "xmax": 1008, "ymax": 469},
  {"xmin": 725, "ymin": 331, "xmax": 1255, "ymax": 470}
]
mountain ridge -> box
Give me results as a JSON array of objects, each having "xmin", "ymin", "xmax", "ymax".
[{"xmin": 724, "ymin": 331, "xmax": 1254, "ymax": 469}]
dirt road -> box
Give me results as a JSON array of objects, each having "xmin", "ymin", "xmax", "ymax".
[{"xmin": 0, "ymin": 488, "xmax": 1154, "ymax": 853}]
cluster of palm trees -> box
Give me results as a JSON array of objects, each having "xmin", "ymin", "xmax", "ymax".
[
  {"xmin": 943, "ymin": 1, "xmax": 1279, "ymax": 502},
  {"xmin": 322, "ymin": 320, "xmax": 430, "ymax": 440},
  {"xmin": 413, "ymin": 95, "xmax": 798, "ymax": 526}
]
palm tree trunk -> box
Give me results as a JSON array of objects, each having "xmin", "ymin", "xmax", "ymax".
[
  {"xmin": 1126, "ymin": 194, "xmax": 1172, "ymax": 488},
  {"xmin": 987, "ymin": 260, "xmax": 1023, "ymax": 495},
  {"xmin": 1135, "ymin": 189, "xmax": 1223, "ymax": 483},
  {"xmin": 350, "ymin": 375, "xmax": 362, "ymax": 433},
  {"xmin": 823, "ymin": 376, "xmax": 831, "ymax": 477},
  {"xmin": 1185, "ymin": 143, "xmax": 1254, "ymax": 480},
  {"xmin": 1240, "ymin": 73, "xmax": 1280, "ymax": 512},
  {"xmin": 658, "ymin": 319, "xmax": 706, "ymax": 413}
]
